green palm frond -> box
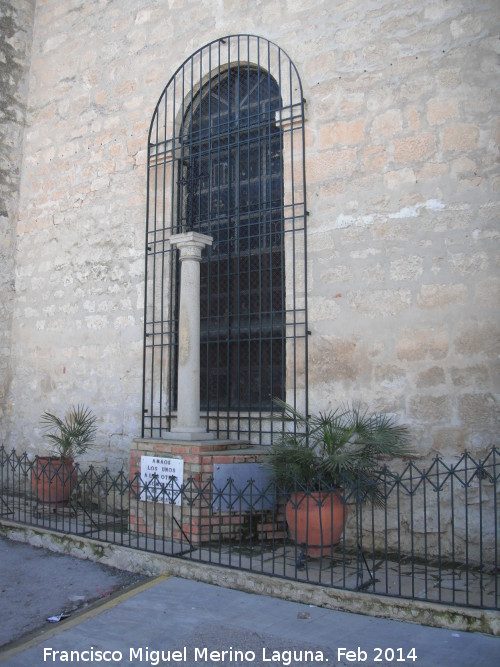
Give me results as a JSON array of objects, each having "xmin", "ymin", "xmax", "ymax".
[
  {"xmin": 269, "ymin": 399, "xmax": 413, "ymax": 502},
  {"xmin": 40, "ymin": 405, "xmax": 97, "ymax": 459}
]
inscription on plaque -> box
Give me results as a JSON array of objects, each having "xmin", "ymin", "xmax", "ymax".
[{"xmin": 140, "ymin": 455, "xmax": 184, "ymax": 505}]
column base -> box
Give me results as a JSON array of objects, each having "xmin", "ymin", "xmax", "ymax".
[{"xmin": 129, "ymin": 438, "xmax": 281, "ymax": 548}]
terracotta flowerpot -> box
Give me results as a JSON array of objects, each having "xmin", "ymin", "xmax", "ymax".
[
  {"xmin": 31, "ymin": 456, "xmax": 76, "ymax": 504},
  {"xmin": 285, "ymin": 490, "xmax": 348, "ymax": 557}
]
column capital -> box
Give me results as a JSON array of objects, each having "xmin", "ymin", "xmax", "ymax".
[{"xmin": 168, "ymin": 231, "xmax": 213, "ymax": 261}]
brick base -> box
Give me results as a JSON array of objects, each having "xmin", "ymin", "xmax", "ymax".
[{"xmin": 129, "ymin": 438, "xmax": 284, "ymax": 548}]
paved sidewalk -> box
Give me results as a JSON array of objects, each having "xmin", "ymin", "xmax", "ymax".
[
  {"xmin": 1, "ymin": 569, "xmax": 499, "ymax": 666},
  {"xmin": 0, "ymin": 536, "xmax": 146, "ymax": 648}
]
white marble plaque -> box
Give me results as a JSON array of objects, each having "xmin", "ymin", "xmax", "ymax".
[{"xmin": 140, "ymin": 455, "xmax": 184, "ymax": 505}]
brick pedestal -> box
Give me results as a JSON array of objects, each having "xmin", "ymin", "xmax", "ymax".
[{"xmin": 129, "ymin": 439, "xmax": 283, "ymax": 548}]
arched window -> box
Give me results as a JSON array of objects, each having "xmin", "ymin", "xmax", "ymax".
[
  {"xmin": 184, "ymin": 66, "xmax": 283, "ymax": 410},
  {"xmin": 143, "ymin": 36, "xmax": 307, "ymax": 444}
]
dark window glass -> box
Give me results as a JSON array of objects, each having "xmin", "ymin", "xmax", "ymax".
[{"xmin": 181, "ymin": 67, "xmax": 284, "ymax": 410}]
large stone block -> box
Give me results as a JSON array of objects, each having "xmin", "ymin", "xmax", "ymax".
[
  {"xmin": 454, "ymin": 321, "xmax": 499, "ymax": 358},
  {"xmin": 457, "ymin": 393, "xmax": 499, "ymax": 433},
  {"xmin": 309, "ymin": 335, "xmax": 370, "ymax": 385},
  {"xmin": 451, "ymin": 364, "xmax": 491, "ymax": 389},
  {"xmin": 417, "ymin": 283, "xmax": 468, "ymax": 309},
  {"xmin": 442, "ymin": 124, "xmax": 480, "ymax": 152},
  {"xmin": 390, "ymin": 255, "xmax": 424, "ymax": 282},
  {"xmin": 319, "ymin": 119, "xmax": 365, "ymax": 147},
  {"xmin": 426, "ymin": 98, "xmax": 459, "ymax": 126},
  {"xmin": 397, "ymin": 326, "xmax": 449, "ymax": 361},
  {"xmin": 393, "ymin": 134, "xmax": 437, "ymax": 164},
  {"xmin": 347, "ymin": 289, "xmax": 412, "ymax": 317},
  {"xmin": 370, "ymin": 109, "xmax": 402, "ymax": 139},
  {"xmin": 416, "ymin": 366, "xmax": 446, "ymax": 388},
  {"xmin": 408, "ymin": 394, "xmax": 452, "ymax": 422}
]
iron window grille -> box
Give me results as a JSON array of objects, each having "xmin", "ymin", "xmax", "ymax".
[{"xmin": 143, "ymin": 35, "xmax": 307, "ymax": 444}]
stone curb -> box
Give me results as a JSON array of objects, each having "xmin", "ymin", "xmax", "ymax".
[{"xmin": 1, "ymin": 519, "xmax": 498, "ymax": 637}]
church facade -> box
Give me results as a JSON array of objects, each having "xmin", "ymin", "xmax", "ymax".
[{"xmin": 1, "ymin": 0, "xmax": 498, "ymax": 470}]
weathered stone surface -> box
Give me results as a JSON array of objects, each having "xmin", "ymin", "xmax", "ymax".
[
  {"xmin": 390, "ymin": 255, "xmax": 424, "ymax": 282},
  {"xmin": 347, "ymin": 289, "xmax": 412, "ymax": 317},
  {"xmin": 417, "ymin": 283, "xmax": 468, "ymax": 309},
  {"xmin": 451, "ymin": 364, "xmax": 491, "ymax": 389},
  {"xmin": 309, "ymin": 335, "xmax": 370, "ymax": 386},
  {"xmin": 416, "ymin": 366, "xmax": 446, "ymax": 388},
  {"xmin": 397, "ymin": 326, "xmax": 449, "ymax": 361},
  {"xmin": 408, "ymin": 394, "xmax": 452, "ymax": 422},
  {"xmin": 457, "ymin": 393, "xmax": 499, "ymax": 433},
  {"xmin": 0, "ymin": 0, "xmax": 35, "ymax": 432},
  {"xmin": 431, "ymin": 427, "xmax": 468, "ymax": 458},
  {"xmin": 426, "ymin": 98, "xmax": 460, "ymax": 126},
  {"xmin": 442, "ymin": 124, "xmax": 480, "ymax": 152},
  {"xmin": 454, "ymin": 321, "xmax": 499, "ymax": 358},
  {"xmin": 394, "ymin": 134, "xmax": 437, "ymax": 164},
  {"xmin": 320, "ymin": 119, "xmax": 365, "ymax": 147}
]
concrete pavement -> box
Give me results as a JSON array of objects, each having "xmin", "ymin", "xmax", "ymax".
[
  {"xmin": 0, "ymin": 536, "xmax": 146, "ymax": 649},
  {"xmin": 0, "ymin": 540, "xmax": 499, "ymax": 667}
]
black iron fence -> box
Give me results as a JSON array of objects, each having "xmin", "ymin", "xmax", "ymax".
[{"xmin": 1, "ymin": 445, "xmax": 498, "ymax": 610}]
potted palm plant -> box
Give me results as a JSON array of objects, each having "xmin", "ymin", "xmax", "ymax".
[
  {"xmin": 32, "ymin": 405, "xmax": 98, "ymax": 504},
  {"xmin": 267, "ymin": 399, "xmax": 412, "ymax": 557}
]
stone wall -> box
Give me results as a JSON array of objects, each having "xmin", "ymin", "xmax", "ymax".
[
  {"xmin": 0, "ymin": 0, "xmax": 35, "ymax": 435},
  {"xmin": 1, "ymin": 0, "xmax": 499, "ymax": 468},
  {"xmin": 303, "ymin": 0, "xmax": 499, "ymax": 460}
]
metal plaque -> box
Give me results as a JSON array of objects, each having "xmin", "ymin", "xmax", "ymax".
[{"xmin": 212, "ymin": 463, "xmax": 275, "ymax": 511}]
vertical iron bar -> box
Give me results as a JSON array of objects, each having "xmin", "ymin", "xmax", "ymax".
[
  {"xmin": 494, "ymin": 448, "xmax": 499, "ymax": 609},
  {"xmin": 167, "ymin": 73, "xmax": 177, "ymax": 431},
  {"xmin": 479, "ymin": 457, "xmax": 484, "ymax": 607},
  {"xmin": 423, "ymin": 468, "xmax": 428, "ymax": 601},
  {"xmin": 450, "ymin": 464, "xmax": 456, "ymax": 604},
  {"xmin": 410, "ymin": 462, "xmax": 415, "ymax": 599},
  {"xmin": 436, "ymin": 456, "xmax": 442, "ymax": 602},
  {"xmin": 397, "ymin": 471, "xmax": 402, "ymax": 596},
  {"xmin": 465, "ymin": 453, "xmax": 470, "ymax": 606}
]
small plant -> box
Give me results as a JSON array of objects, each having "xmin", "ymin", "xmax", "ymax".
[
  {"xmin": 268, "ymin": 398, "xmax": 413, "ymax": 503},
  {"xmin": 40, "ymin": 405, "xmax": 98, "ymax": 460}
]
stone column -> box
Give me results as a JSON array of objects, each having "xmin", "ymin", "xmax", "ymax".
[{"xmin": 167, "ymin": 231, "xmax": 214, "ymax": 440}]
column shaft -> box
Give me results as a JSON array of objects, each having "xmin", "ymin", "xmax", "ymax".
[{"xmin": 167, "ymin": 232, "xmax": 213, "ymax": 440}]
